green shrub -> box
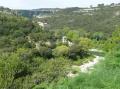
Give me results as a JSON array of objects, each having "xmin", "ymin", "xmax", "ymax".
[{"xmin": 53, "ymin": 45, "xmax": 69, "ymax": 57}]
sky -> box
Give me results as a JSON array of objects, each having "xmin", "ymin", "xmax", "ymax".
[{"xmin": 0, "ymin": 0, "xmax": 120, "ymax": 9}]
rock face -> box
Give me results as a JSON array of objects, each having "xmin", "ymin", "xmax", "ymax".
[
  {"xmin": 62, "ymin": 36, "xmax": 73, "ymax": 46},
  {"xmin": 37, "ymin": 21, "xmax": 48, "ymax": 29},
  {"xmin": 38, "ymin": 22, "xmax": 44, "ymax": 27},
  {"xmin": 62, "ymin": 36, "xmax": 67, "ymax": 43}
]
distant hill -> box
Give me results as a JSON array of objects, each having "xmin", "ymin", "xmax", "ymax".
[
  {"xmin": 1, "ymin": 3, "xmax": 120, "ymax": 89},
  {"xmin": 34, "ymin": 3, "xmax": 120, "ymax": 35},
  {"xmin": 1, "ymin": 3, "xmax": 120, "ymax": 34},
  {"xmin": 16, "ymin": 8, "xmax": 60, "ymax": 18}
]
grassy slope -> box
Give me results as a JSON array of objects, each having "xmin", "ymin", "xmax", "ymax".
[{"xmin": 48, "ymin": 50, "xmax": 120, "ymax": 89}]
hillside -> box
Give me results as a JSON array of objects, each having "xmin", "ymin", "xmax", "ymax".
[
  {"xmin": 2, "ymin": 4, "xmax": 120, "ymax": 35},
  {"xmin": 0, "ymin": 6, "xmax": 94, "ymax": 89},
  {"xmin": 0, "ymin": 11, "xmax": 42, "ymax": 52},
  {"xmin": 16, "ymin": 8, "xmax": 60, "ymax": 18},
  {"xmin": 0, "ymin": 3, "xmax": 120, "ymax": 89},
  {"xmin": 35, "ymin": 4, "xmax": 120, "ymax": 35}
]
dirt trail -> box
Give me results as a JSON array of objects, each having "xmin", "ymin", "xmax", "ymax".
[{"xmin": 67, "ymin": 49, "xmax": 104, "ymax": 77}]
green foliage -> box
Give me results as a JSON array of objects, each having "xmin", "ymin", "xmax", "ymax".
[
  {"xmin": 103, "ymin": 27, "xmax": 120, "ymax": 51},
  {"xmin": 48, "ymin": 49, "xmax": 120, "ymax": 89},
  {"xmin": 2, "ymin": 4, "xmax": 120, "ymax": 89},
  {"xmin": 66, "ymin": 30, "xmax": 79, "ymax": 42},
  {"xmin": 92, "ymin": 32, "xmax": 105, "ymax": 41},
  {"xmin": 35, "ymin": 46, "xmax": 52, "ymax": 58},
  {"xmin": 0, "ymin": 50, "xmax": 71, "ymax": 89},
  {"xmin": 53, "ymin": 45, "xmax": 69, "ymax": 57},
  {"xmin": 38, "ymin": 4, "xmax": 120, "ymax": 37},
  {"xmin": 79, "ymin": 37, "xmax": 93, "ymax": 50},
  {"xmin": 0, "ymin": 12, "xmax": 43, "ymax": 51},
  {"xmin": 0, "ymin": 52, "xmax": 31, "ymax": 89},
  {"xmin": 69, "ymin": 45, "xmax": 88, "ymax": 59}
]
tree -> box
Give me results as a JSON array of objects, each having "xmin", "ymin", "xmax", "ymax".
[
  {"xmin": 53, "ymin": 45, "xmax": 69, "ymax": 57},
  {"xmin": 33, "ymin": 46, "xmax": 52, "ymax": 58},
  {"xmin": 66, "ymin": 30, "xmax": 79, "ymax": 42},
  {"xmin": 92, "ymin": 32, "xmax": 105, "ymax": 41},
  {"xmin": 0, "ymin": 52, "xmax": 31, "ymax": 89},
  {"xmin": 79, "ymin": 37, "xmax": 93, "ymax": 51}
]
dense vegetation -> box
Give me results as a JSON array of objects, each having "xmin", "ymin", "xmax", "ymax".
[
  {"xmin": 0, "ymin": 3, "xmax": 120, "ymax": 89},
  {"xmin": 47, "ymin": 27, "xmax": 120, "ymax": 89},
  {"xmin": 0, "ymin": 7, "xmax": 93, "ymax": 89},
  {"xmin": 37, "ymin": 4, "xmax": 120, "ymax": 36},
  {"xmin": 48, "ymin": 50, "xmax": 120, "ymax": 89}
]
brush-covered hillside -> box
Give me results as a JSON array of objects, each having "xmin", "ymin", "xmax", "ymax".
[
  {"xmin": 0, "ymin": 3, "xmax": 120, "ymax": 89},
  {"xmin": 0, "ymin": 6, "xmax": 95, "ymax": 89},
  {"xmin": 35, "ymin": 3, "xmax": 120, "ymax": 35}
]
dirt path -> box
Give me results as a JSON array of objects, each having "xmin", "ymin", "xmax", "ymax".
[{"xmin": 67, "ymin": 49, "xmax": 104, "ymax": 77}]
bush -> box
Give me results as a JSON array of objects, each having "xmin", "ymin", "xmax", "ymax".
[
  {"xmin": 32, "ymin": 57, "xmax": 71, "ymax": 89},
  {"xmin": 69, "ymin": 45, "xmax": 89, "ymax": 59},
  {"xmin": 0, "ymin": 53, "xmax": 31, "ymax": 89},
  {"xmin": 32, "ymin": 47, "xmax": 53, "ymax": 58},
  {"xmin": 53, "ymin": 45, "xmax": 69, "ymax": 57}
]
